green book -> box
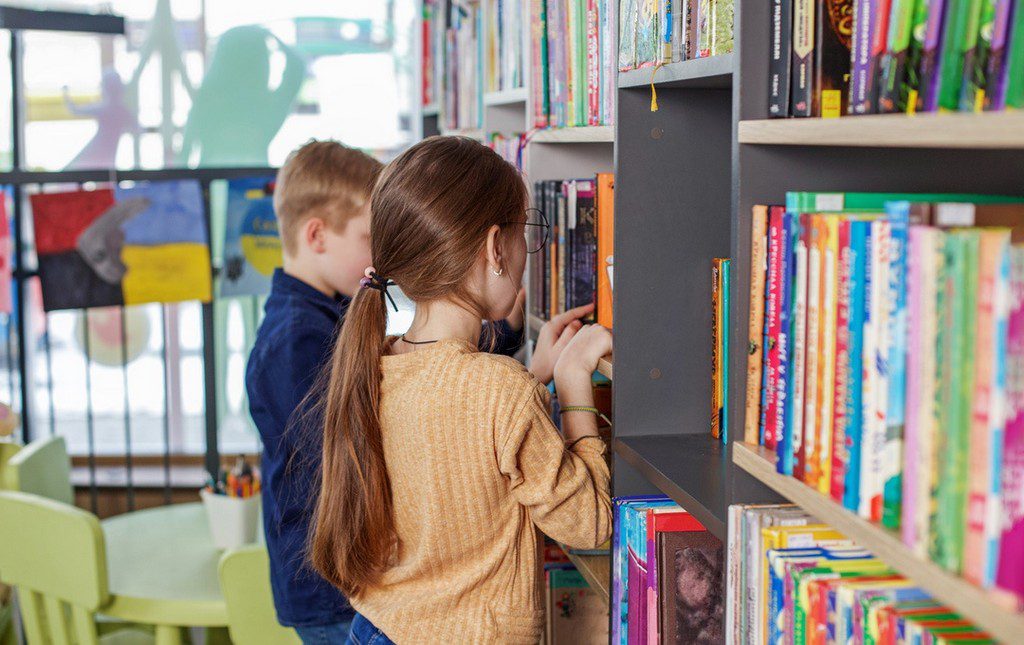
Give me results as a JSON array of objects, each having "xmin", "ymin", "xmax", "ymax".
[
  {"xmin": 937, "ymin": 0, "xmax": 985, "ymax": 111},
  {"xmin": 960, "ymin": 0, "xmax": 999, "ymax": 111},
  {"xmin": 878, "ymin": 0, "xmax": 925, "ymax": 113},
  {"xmin": 1006, "ymin": 0, "xmax": 1024, "ymax": 108},
  {"xmin": 575, "ymin": 0, "xmax": 587, "ymax": 126}
]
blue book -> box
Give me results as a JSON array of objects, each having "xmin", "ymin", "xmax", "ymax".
[
  {"xmin": 722, "ymin": 258, "xmax": 731, "ymax": 444},
  {"xmin": 777, "ymin": 212, "xmax": 800, "ymax": 475},
  {"xmin": 882, "ymin": 203, "xmax": 910, "ymax": 529},
  {"xmin": 843, "ymin": 220, "xmax": 869, "ymax": 512},
  {"xmin": 611, "ymin": 496, "xmax": 673, "ymax": 645}
]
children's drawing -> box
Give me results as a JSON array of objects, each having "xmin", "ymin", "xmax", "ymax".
[{"xmin": 220, "ymin": 176, "xmax": 281, "ymax": 297}]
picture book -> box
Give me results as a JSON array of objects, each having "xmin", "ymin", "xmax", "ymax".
[
  {"xmin": 657, "ymin": 524, "xmax": 723, "ymax": 643},
  {"xmin": 777, "ymin": 212, "xmax": 800, "ymax": 475},
  {"xmin": 546, "ymin": 567, "xmax": 609, "ymax": 644},
  {"xmin": 220, "ymin": 176, "xmax": 280, "ymax": 297},
  {"xmin": 881, "ymin": 204, "xmax": 909, "ymax": 530},
  {"xmin": 763, "ymin": 206, "xmax": 789, "ymax": 451},
  {"xmin": 803, "ymin": 217, "xmax": 826, "ymax": 487}
]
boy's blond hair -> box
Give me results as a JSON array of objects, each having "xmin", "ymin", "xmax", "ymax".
[{"xmin": 273, "ymin": 140, "xmax": 383, "ymax": 255}]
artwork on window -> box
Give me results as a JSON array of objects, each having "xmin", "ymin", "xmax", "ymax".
[
  {"xmin": 31, "ymin": 179, "xmax": 211, "ymax": 311},
  {"xmin": 220, "ymin": 176, "xmax": 280, "ymax": 297}
]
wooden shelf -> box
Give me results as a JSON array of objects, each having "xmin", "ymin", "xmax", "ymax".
[
  {"xmin": 558, "ymin": 543, "xmax": 611, "ymax": 604},
  {"xmin": 530, "ymin": 126, "xmax": 614, "ymax": 143},
  {"xmin": 733, "ymin": 441, "xmax": 1024, "ymax": 644},
  {"xmin": 597, "ymin": 356, "xmax": 613, "ymax": 380},
  {"xmin": 422, "ymin": 103, "xmax": 438, "ymax": 117},
  {"xmin": 613, "ymin": 435, "xmax": 732, "ymax": 539},
  {"xmin": 618, "ymin": 54, "xmax": 734, "ymax": 89},
  {"xmin": 484, "ymin": 87, "xmax": 527, "ymax": 106},
  {"xmin": 738, "ymin": 110, "xmax": 1024, "ymax": 149}
]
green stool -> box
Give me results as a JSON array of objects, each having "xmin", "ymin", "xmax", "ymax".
[{"xmin": 218, "ymin": 545, "xmax": 300, "ymax": 645}]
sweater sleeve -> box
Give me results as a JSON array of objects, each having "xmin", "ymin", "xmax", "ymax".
[{"xmin": 496, "ymin": 381, "xmax": 612, "ymax": 550}]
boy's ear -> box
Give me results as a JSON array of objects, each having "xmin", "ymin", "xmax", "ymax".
[
  {"xmin": 303, "ymin": 217, "xmax": 327, "ymax": 254},
  {"xmin": 484, "ymin": 224, "xmax": 503, "ymax": 272}
]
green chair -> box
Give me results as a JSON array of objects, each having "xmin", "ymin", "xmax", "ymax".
[
  {"xmin": 0, "ymin": 491, "xmax": 153, "ymax": 645},
  {"xmin": 218, "ymin": 545, "xmax": 300, "ymax": 645},
  {"xmin": 0, "ymin": 441, "xmax": 20, "ymax": 645},
  {"xmin": 6, "ymin": 436, "xmax": 73, "ymax": 504}
]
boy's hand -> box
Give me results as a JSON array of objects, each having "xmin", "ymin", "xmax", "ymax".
[
  {"xmin": 529, "ymin": 303, "xmax": 594, "ymax": 385},
  {"xmin": 553, "ymin": 323, "xmax": 613, "ymax": 408}
]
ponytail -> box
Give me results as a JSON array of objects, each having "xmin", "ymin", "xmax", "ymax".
[{"xmin": 310, "ymin": 283, "xmax": 393, "ymax": 597}]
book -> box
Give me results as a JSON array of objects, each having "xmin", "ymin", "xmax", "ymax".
[
  {"xmin": 763, "ymin": 207, "xmax": 789, "ymax": 451},
  {"xmin": 1005, "ymin": 0, "xmax": 1024, "ymax": 108},
  {"xmin": 937, "ymin": 0, "xmax": 985, "ymax": 112},
  {"xmin": 878, "ymin": 0, "xmax": 925, "ymax": 112},
  {"xmin": 917, "ymin": 0, "xmax": 950, "ymax": 112},
  {"xmin": 654, "ymin": 512, "xmax": 717, "ymax": 644},
  {"xmin": 546, "ymin": 567, "xmax": 609, "ymax": 644},
  {"xmin": 710, "ymin": 0, "xmax": 735, "ymax": 55},
  {"xmin": 619, "ymin": 0, "xmax": 638, "ymax": 70},
  {"xmin": 777, "ymin": 212, "xmax": 801, "ymax": 475},
  {"xmin": 982, "ymin": 0, "xmax": 1016, "ymax": 110},
  {"xmin": 597, "ymin": 173, "xmax": 615, "ymax": 328},
  {"xmin": 531, "ymin": 0, "xmax": 551, "ymax": 127},
  {"xmin": 746, "ymin": 207, "xmax": 769, "ymax": 445},
  {"xmin": 804, "ymin": 217, "xmax": 826, "ymax": 487},
  {"xmin": 961, "ymin": 0, "xmax": 1001, "ymax": 110},
  {"xmin": 842, "ymin": 219, "xmax": 869, "ymax": 512},
  {"xmin": 712, "ymin": 260, "xmax": 722, "ymax": 440},
  {"xmin": 818, "ymin": 216, "xmax": 840, "ymax": 494},
  {"xmin": 790, "ymin": 219, "xmax": 810, "ymax": 479},
  {"xmin": 881, "ymin": 204, "xmax": 909, "ymax": 530},
  {"xmin": 769, "ymin": 0, "xmax": 794, "ymax": 117},
  {"xmin": 791, "ymin": 0, "xmax": 817, "ymax": 116},
  {"xmin": 850, "ymin": 0, "xmax": 893, "ymax": 114}
]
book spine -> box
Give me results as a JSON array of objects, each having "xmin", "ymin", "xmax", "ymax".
[
  {"xmin": 982, "ymin": 0, "xmax": 1014, "ymax": 110},
  {"xmin": 688, "ymin": 0, "xmax": 701, "ymax": 59},
  {"xmin": 712, "ymin": 260, "xmax": 722, "ymax": 440},
  {"xmin": 984, "ymin": 239, "xmax": 1010, "ymax": 588},
  {"xmin": 842, "ymin": 220, "xmax": 868, "ymax": 512},
  {"xmin": 938, "ymin": 0, "xmax": 985, "ymax": 111},
  {"xmin": 813, "ymin": 0, "xmax": 854, "ymax": 117},
  {"xmin": 712, "ymin": 0, "xmax": 736, "ymax": 54},
  {"xmin": 850, "ymin": 0, "xmax": 891, "ymax": 114},
  {"xmin": 698, "ymin": 0, "xmax": 713, "ymax": 57},
  {"xmin": 790, "ymin": 0, "xmax": 816, "ymax": 116},
  {"xmin": 619, "ymin": 0, "xmax": 637, "ymax": 71},
  {"xmin": 961, "ymin": 0, "xmax": 1000, "ymax": 111},
  {"xmin": 769, "ymin": 0, "xmax": 794, "ymax": 116},
  {"xmin": 804, "ymin": 217, "xmax": 824, "ymax": 487},
  {"xmin": 831, "ymin": 219, "xmax": 853, "ymax": 502},
  {"xmin": 1003, "ymin": 0, "xmax": 1024, "ymax": 108},
  {"xmin": 882, "ymin": 207, "xmax": 909, "ymax": 530},
  {"xmin": 819, "ymin": 217, "xmax": 840, "ymax": 494},
  {"xmin": 764, "ymin": 207, "xmax": 788, "ymax": 451},
  {"xmin": 857, "ymin": 220, "xmax": 881, "ymax": 519},
  {"xmin": 996, "ymin": 246, "xmax": 1024, "ymax": 603},
  {"xmin": 792, "ymin": 216, "xmax": 811, "ymax": 481},
  {"xmin": 723, "ymin": 258, "xmax": 731, "ymax": 444},
  {"xmin": 777, "ymin": 212, "xmax": 799, "ymax": 475},
  {"xmin": 587, "ymin": 0, "xmax": 601, "ymax": 125},
  {"xmin": 576, "ymin": 0, "xmax": 589, "ymax": 126},
  {"xmin": 602, "ymin": 0, "xmax": 617, "ymax": 123},
  {"xmin": 746, "ymin": 206, "xmax": 769, "ymax": 445},
  {"xmin": 867, "ymin": 219, "xmax": 892, "ymax": 522},
  {"xmin": 917, "ymin": 0, "xmax": 950, "ymax": 112},
  {"xmin": 902, "ymin": 226, "xmax": 925, "ymax": 550},
  {"xmin": 878, "ymin": 0, "xmax": 921, "ymax": 112}
]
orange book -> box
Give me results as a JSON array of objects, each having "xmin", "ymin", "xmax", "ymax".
[
  {"xmin": 744, "ymin": 206, "xmax": 769, "ymax": 444},
  {"xmin": 596, "ymin": 173, "xmax": 615, "ymax": 328}
]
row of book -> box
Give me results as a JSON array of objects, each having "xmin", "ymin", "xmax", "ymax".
[
  {"xmin": 711, "ymin": 258, "xmax": 732, "ymax": 443},
  {"xmin": 770, "ymin": 0, "xmax": 1024, "ymax": 118},
  {"xmin": 488, "ymin": 133, "xmax": 525, "ymax": 169},
  {"xmin": 484, "ymin": 0, "xmax": 525, "ymax": 94},
  {"xmin": 742, "ymin": 192, "xmax": 1024, "ymax": 602},
  {"xmin": 619, "ymin": 0, "xmax": 735, "ymax": 70},
  {"xmin": 727, "ymin": 503, "xmax": 995, "ymax": 644},
  {"xmin": 613, "ymin": 495, "xmax": 724, "ymax": 645},
  {"xmin": 541, "ymin": 540, "xmax": 609, "ymax": 644},
  {"xmin": 427, "ymin": 0, "xmax": 482, "ymax": 132},
  {"xmin": 529, "ymin": 0, "xmax": 617, "ymax": 129},
  {"xmin": 528, "ymin": 173, "xmax": 615, "ymax": 329}
]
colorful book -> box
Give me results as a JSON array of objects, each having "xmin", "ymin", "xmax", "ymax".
[
  {"xmin": 746, "ymin": 206, "xmax": 769, "ymax": 444},
  {"xmin": 881, "ymin": 204, "xmax": 909, "ymax": 531},
  {"xmin": 917, "ymin": 0, "xmax": 950, "ymax": 112},
  {"xmin": 764, "ymin": 207, "xmax": 789, "ymax": 451},
  {"xmin": 997, "ymin": 246, "xmax": 1024, "ymax": 603},
  {"xmin": 597, "ymin": 173, "xmax": 615, "ymax": 328},
  {"xmin": 713, "ymin": 259, "xmax": 722, "ymax": 440},
  {"xmin": 1005, "ymin": 0, "xmax": 1024, "ymax": 108},
  {"xmin": 850, "ymin": 0, "xmax": 893, "ymax": 114},
  {"xmin": 818, "ymin": 216, "xmax": 841, "ymax": 494},
  {"xmin": 790, "ymin": 0, "xmax": 816, "ymax": 116},
  {"xmin": 791, "ymin": 218, "xmax": 811, "ymax": 480},
  {"xmin": 981, "ymin": 0, "xmax": 1016, "ymax": 110},
  {"xmin": 656, "ymin": 518, "xmax": 721, "ymax": 644},
  {"xmin": 961, "ymin": 0, "xmax": 1001, "ymax": 110},
  {"xmin": 842, "ymin": 219, "xmax": 869, "ymax": 512},
  {"xmin": 778, "ymin": 212, "xmax": 801, "ymax": 475},
  {"xmin": 769, "ymin": 0, "xmax": 794, "ymax": 117},
  {"xmin": 878, "ymin": 0, "xmax": 925, "ymax": 112},
  {"xmin": 937, "ymin": 0, "xmax": 986, "ymax": 111},
  {"xmin": 803, "ymin": 216, "xmax": 826, "ymax": 487}
]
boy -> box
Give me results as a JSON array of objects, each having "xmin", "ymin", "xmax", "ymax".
[{"xmin": 246, "ymin": 140, "xmax": 525, "ymax": 643}]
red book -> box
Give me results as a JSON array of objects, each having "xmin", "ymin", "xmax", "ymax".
[
  {"xmin": 586, "ymin": 0, "xmax": 601, "ymax": 125},
  {"xmin": 794, "ymin": 214, "xmax": 813, "ymax": 481},
  {"xmin": 830, "ymin": 218, "xmax": 852, "ymax": 503},
  {"xmin": 764, "ymin": 207, "xmax": 787, "ymax": 450}
]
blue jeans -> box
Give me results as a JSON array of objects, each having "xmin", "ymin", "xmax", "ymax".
[
  {"xmin": 345, "ymin": 613, "xmax": 394, "ymax": 645},
  {"xmin": 295, "ymin": 618, "xmax": 354, "ymax": 644}
]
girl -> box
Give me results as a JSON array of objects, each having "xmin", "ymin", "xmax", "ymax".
[{"xmin": 311, "ymin": 136, "xmax": 613, "ymax": 644}]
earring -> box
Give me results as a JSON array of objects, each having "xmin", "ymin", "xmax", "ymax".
[{"xmin": 492, "ymin": 266, "xmax": 503, "ymax": 277}]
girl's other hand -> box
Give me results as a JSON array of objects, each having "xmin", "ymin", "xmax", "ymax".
[
  {"xmin": 553, "ymin": 324, "xmax": 613, "ymax": 399},
  {"xmin": 529, "ymin": 303, "xmax": 595, "ymax": 385}
]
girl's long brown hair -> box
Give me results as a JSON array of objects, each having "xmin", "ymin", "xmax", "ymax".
[{"xmin": 310, "ymin": 136, "xmax": 528, "ymax": 597}]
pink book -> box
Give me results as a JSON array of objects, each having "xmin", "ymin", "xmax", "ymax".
[
  {"xmin": 764, "ymin": 207, "xmax": 787, "ymax": 450},
  {"xmin": 997, "ymin": 246, "xmax": 1024, "ymax": 604},
  {"xmin": 831, "ymin": 219, "xmax": 853, "ymax": 503},
  {"xmin": 964, "ymin": 231, "xmax": 1010, "ymax": 586},
  {"xmin": 902, "ymin": 227, "xmax": 924, "ymax": 549}
]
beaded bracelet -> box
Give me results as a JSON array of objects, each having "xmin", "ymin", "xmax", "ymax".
[{"xmin": 559, "ymin": 405, "xmax": 612, "ymax": 427}]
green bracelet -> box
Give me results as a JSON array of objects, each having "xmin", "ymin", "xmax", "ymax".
[{"xmin": 559, "ymin": 405, "xmax": 612, "ymax": 427}]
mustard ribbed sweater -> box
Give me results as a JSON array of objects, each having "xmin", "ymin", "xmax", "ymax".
[{"xmin": 349, "ymin": 339, "xmax": 612, "ymax": 644}]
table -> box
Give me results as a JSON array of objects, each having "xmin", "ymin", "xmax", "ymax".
[{"xmin": 102, "ymin": 502, "xmax": 229, "ymax": 645}]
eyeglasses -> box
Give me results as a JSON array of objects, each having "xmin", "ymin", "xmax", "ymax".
[{"xmin": 508, "ymin": 208, "xmax": 549, "ymax": 254}]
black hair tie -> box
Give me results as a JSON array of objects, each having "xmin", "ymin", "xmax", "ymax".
[{"xmin": 360, "ymin": 268, "xmax": 398, "ymax": 312}]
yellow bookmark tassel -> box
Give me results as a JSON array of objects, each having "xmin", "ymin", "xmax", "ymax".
[{"xmin": 650, "ymin": 62, "xmax": 665, "ymax": 112}]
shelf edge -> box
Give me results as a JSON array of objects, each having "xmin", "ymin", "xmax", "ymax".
[
  {"xmin": 558, "ymin": 543, "xmax": 611, "ymax": 605},
  {"xmin": 732, "ymin": 441, "xmax": 1024, "ymax": 643}
]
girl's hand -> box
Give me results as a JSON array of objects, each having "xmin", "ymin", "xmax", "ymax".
[
  {"xmin": 552, "ymin": 324, "xmax": 613, "ymax": 406},
  {"xmin": 529, "ymin": 303, "xmax": 594, "ymax": 385}
]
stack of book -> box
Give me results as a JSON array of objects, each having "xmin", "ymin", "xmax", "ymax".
[
  {"xmin": 529, "ymin": 0, "xmax": 617, "ymax": 129},
  {"xmin": 422, "ymin": 0, "xmax": 440, "ymax": 108},
  {"xmin": 769, "ymin": 0, "xmax": 1024, "ymax": 118},
  {"xmin": 613, "ymin": 495, "xmax": 723, "ymax": 644},
  {"xmin": 743, "ymin": 192, "xmax": 1024, "ymax": 604},
  {"xmin": 529, "ymin": 173, "xmax": 615, "ymax": 328},
  {"xmin": 488, "ymin": 133, "xmax": 524, "ymax": 169},
  {"xmin": 440, "ymin": 0, "xmax": 482, "ymax": 132},
  {"xmin": 727, "ymin": 503, "xmax": 995, "ymax": 643},
  {"xmin": 484, "ymin": 0, "xmax": 525, "ymax": 93},
  {"xmin": 619, "ymin": 0, "xmax": 735, "ymax": 71}
]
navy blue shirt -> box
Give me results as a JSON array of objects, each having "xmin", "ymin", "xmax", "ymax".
[{"xmin": 246, "ymin": 269, "xmax": 524, "ymax": 627}]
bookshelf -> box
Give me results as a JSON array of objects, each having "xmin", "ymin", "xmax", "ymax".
[
  {"xmin": 733, "ymin": 442, "xmax": 1024, "ymax": 644},
  {"xmin": 617, "ymin": 54, "xmax": 735, "ymax": 89},
  {"xmin": 738, "ymin": 110, "xmax": 1024, "ymax": 149},
  {"xmin": 484, "ymin": 87, "xmax": 528, "ymax": 106},
  {"xmin": 558, "ymin": 544, "xmax": 611, "ymax": 604},
  {"xmin": 530, "ymin": 126, "xmax": 615, "ymax": 143}
]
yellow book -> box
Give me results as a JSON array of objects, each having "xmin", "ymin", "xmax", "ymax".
[{"xmin": 818, "ymin": 216, "xmax": 840, "ymax": 494}]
